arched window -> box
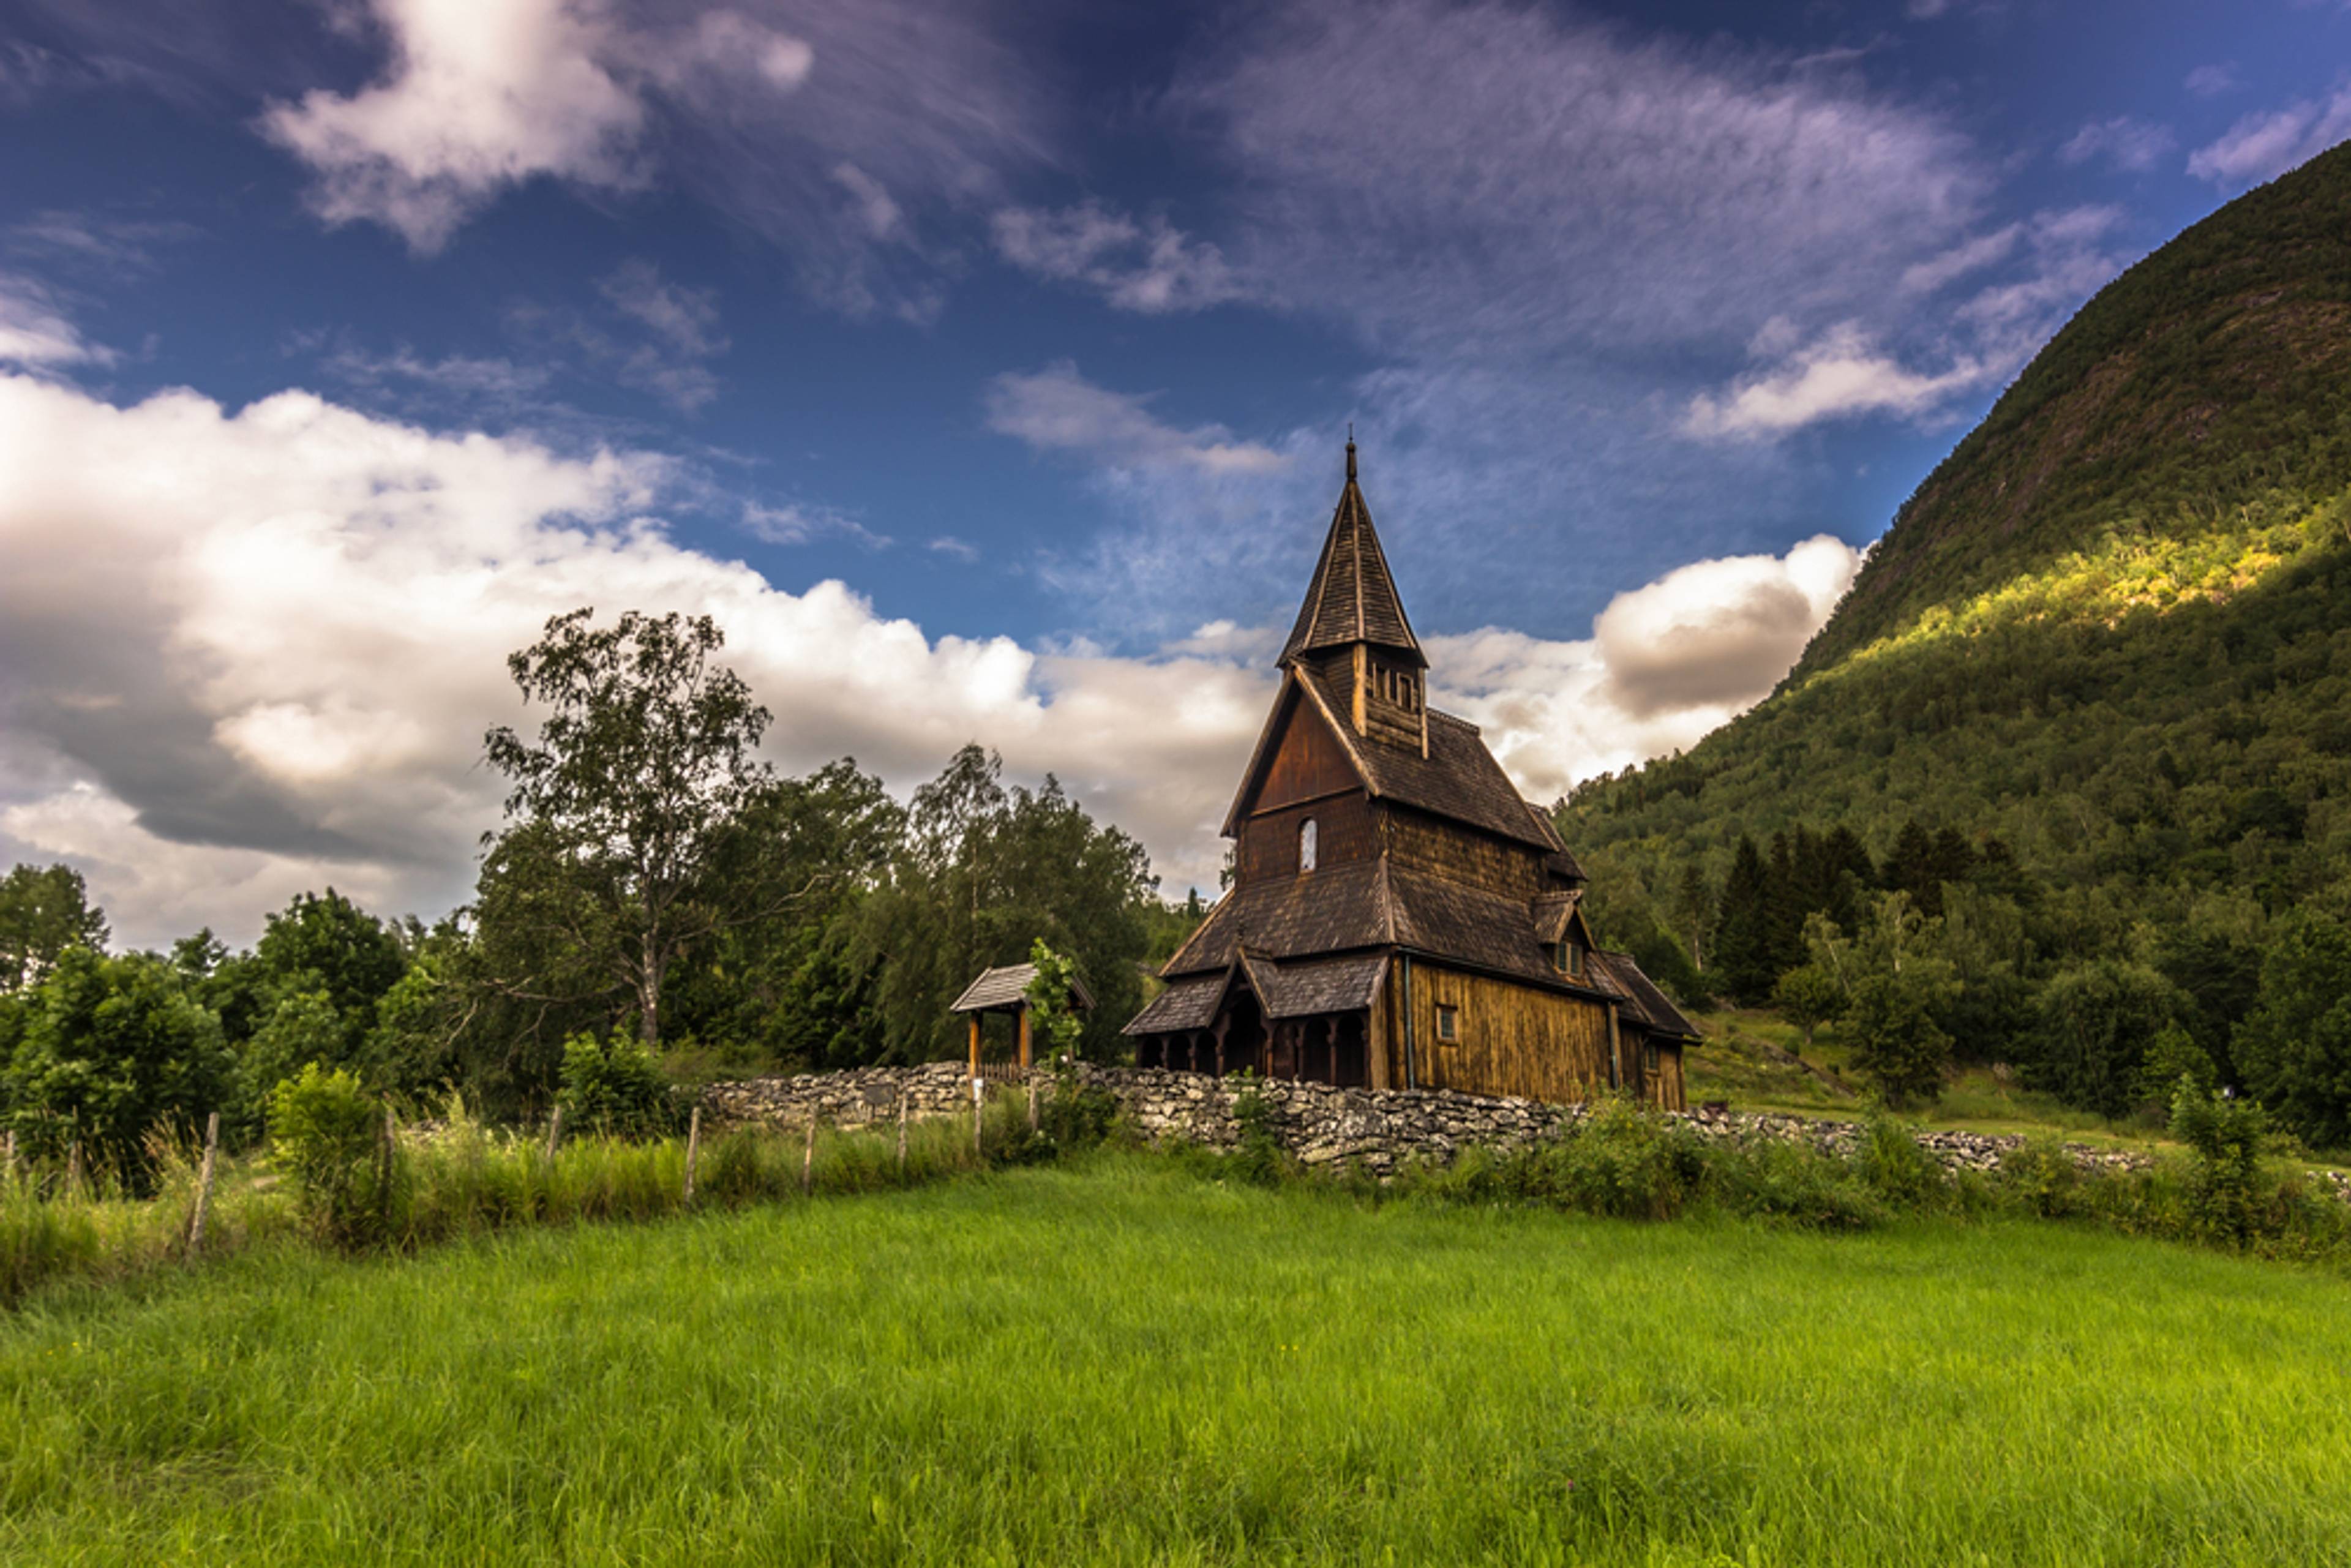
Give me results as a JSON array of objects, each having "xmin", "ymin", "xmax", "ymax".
[{"xmin": 1299, "ymin": 817, "xmax": 1319, "ymax": 873}]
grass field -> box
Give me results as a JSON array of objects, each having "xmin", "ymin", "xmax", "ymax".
[{"xmin": 5, "ymin": 1154, "xmax": 2349, "ymax": 1565}]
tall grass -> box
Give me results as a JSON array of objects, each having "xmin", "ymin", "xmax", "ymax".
[
  {"xmin": 4, "ymin": 1158, "xmax": 2350, "ymax": 1564},
  {"xmin": 0, "ymin": 1090, "xmax": 1048, "ymax": 1307}
]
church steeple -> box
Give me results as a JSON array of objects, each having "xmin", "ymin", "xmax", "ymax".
[
  {"xmin": 1281, "ymin": 440, "xmax": 1428, "ymax": 753},
  {"xmin": 1280, "ymin": 439, "xmax": 1425, "ymax": 672}
]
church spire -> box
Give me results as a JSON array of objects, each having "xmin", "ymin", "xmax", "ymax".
[{"xmin": 1279, "ymin": 438, "xmax": 1425, "ymax": 672}]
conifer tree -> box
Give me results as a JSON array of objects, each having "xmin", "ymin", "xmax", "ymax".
[{"xmin": 1710, "ymin": 836, "xmax": 1780, "ymax": 1004}]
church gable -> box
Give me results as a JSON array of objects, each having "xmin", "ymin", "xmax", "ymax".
[{"xmin": 1221, "ymin": 674, "xmax": 1362, "ymax": 835}]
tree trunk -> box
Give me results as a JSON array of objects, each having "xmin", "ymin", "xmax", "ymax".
[{"xmin": 639, "ymin": 932, "xmax": 664, "ymax": 1046}]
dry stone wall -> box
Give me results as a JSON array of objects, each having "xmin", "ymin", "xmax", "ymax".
[{"xmin": 700, "ymin": 1064, "xmax": 2157, "ymax": 1180}]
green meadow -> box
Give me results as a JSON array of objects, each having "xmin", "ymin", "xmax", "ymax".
[{"xmin": 5, "ymin": 1155, "xmax": 2349, "ymax": 1566}]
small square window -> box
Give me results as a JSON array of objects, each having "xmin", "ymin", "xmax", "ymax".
[{"xmin": 1434, "ymin": 1003, "xmax": 1459, "ymax": 1043}]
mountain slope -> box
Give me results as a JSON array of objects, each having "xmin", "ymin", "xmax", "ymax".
[{"xmin": 1561, "ymin": 143, "xmax": 2351, "ymax": 948}]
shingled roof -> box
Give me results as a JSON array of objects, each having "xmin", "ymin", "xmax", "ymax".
[
  {"xmin": 949, "ymin": 962, "xmax": 1095, "ymax": 1015},
  {"xmin": 1290, "ymin": 670, "xmax": 1564, "ymax": 851},
  {"xmin": 1280, "ymin": 441, "xmax": 1423, "ymax": 669},
  {"xmin": 1124, "ymin": 953, "xmax": 1389, "ymax": 1036},
  {"xmin": 1589, "ymin": 950, "xmax": 1700, "ymax": 1041},
  {"xmin": 1161, "ymin": 858, "xmax": 1619, "ymax": 1000}
]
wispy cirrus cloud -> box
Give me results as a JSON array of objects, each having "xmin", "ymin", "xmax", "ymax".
[
  {"xmin": 986, "ymin": 362, "xmax": 1289, "ymax": 476},
  {"xmin": 0, "ymin": 274, "xmax": 111, "ymax": 369},
  {"xmin": 2060, "ymin": 116, "xmax": 2175, "ymax": 173}
]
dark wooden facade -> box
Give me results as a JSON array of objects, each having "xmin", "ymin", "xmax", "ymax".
[{"xmin": 1126, "ymin": 441, "xmax": 1698, "ymax": 1108}]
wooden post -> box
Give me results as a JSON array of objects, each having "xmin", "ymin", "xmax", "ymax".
[
  {"xmin": 2, "ymin": 1128, "xmax": 14, "ymax": 1182},
  {"xmin": 186, "ymin": 1111, "xmax": 220, "ymax": 1255},
  {"xmin": 1017, "ymin": 1008, "xmax": 1032, "ymax": 1071},
  {"xmin": 802, "ymin": 1114, "xmax": 817, "ymax": 1196},
  {"xmin": 544, "ymin": 1106, "xmax": 565, "ymax": 1159},
  {"xmin": 896, "ymin": 1089, "xmax": 909, "ymax": 1176},
  {"xmin": 683, "ymin": 1105, "xmax": 702, "ymax": 1204},
  {"xmin": 967, "ymin": 1013, "xmax": 982, "ymax": 1078},
  {"xmin": 378, "ymin": 1104, "xmax": 397, "ymax": 1204},
  {"xmin": 65, "ymin": 1138, "xmax": 81, "ymax": 1198}
]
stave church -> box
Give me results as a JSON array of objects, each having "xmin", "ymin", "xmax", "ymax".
[{"xmin": 1124, "ymin": 441, "xmax": 1697, "ymax": 1109}]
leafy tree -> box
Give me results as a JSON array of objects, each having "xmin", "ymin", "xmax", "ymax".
[
  {"xmin": 252, "ymin": 890, "xmax": 407, "ymax": 1043},
  {"xmin": 2234, "ymin": 902, "xmax": 2351, "ymax": 1150},
  {"xmin": 1024, "ymin": 939, "xmax": 1087, "ymax": 1065},
  {"xmin": 1771, "ymin": 963, "xmax": 1843, "ymax": 1048},
  {"xmin": 481, "ymin": 608, "xmax": 809, "ymax": 1046},
  {"xmin": 241, "ymin": 988, "xmax": 353, "ymax": 1112},
  {"xmin": 1847, "ymin": 973, "xmax": 1952, "ymax": 1109},
  {"xmin": 0, "ymin": 863, "xmax": 108, "ymax": 992},
  {"xmin": 556, "ymin": 1032, "xmax": 673, "ymax": 1136},
  {"xmin": 2169, "ymin": 1080, "xmax": 2267, "ymax": 1244},
  {"xmin": 1, "ymin": 947, "xmax": 236, "ymax": 1190},
  {"xmin": 2029, "ymin": 959, "xmax": 2185, "ymax": 1120}
]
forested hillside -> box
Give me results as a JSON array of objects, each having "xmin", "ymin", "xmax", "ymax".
[{"xmin": 1561, "ymin": 143, "xmax": 2351, "ymax": 1141}]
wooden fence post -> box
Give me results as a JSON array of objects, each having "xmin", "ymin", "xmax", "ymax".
[
  {"xmin": 683, "ymin": 1104, "xmax": 702, "ymax": 1205},
  {"xmin": 896, "ymin": 1088, "xmax": 909, "ymax": 1177},
  {"xmin": 187, "ymin": 1111, "xmax": 220, "ymax": 1255},
  {"xmin": 544, "ymin": 1106, "xmax": 565, "ymax": 1160},
  {"xmin": 802, "ymin": 1114, "xmax": 817, "ymax": 1196},
  {"xmin": 378, "ymin": 1104, "xmax": 397, "ymax": 1204},
  {"xmin": 64, "ymin": 1138, "xmax": 81, "ymax": 1198},
  {"xmin": 2, "ymin": 1128, "xmax": 14, "ymax": 1183}
]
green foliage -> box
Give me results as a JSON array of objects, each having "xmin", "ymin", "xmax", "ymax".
[
  {"xmin": 1708, "ymin": 836, "xmax": 1780, "ymax": 1004},
  {"xmin": 1558, "ymin": 150, "xmax": 2351, "ymax": 1130},
  {"xmin": 2233, "ymin": 899, "xmax": 2351, "ymax": 1150},
  {"xmin": 1228, "ymin": 1075, "xmax": 1291, "ymax": 1187},
  {"xmin": 1856, "ymin": 1116, "xmax": 1951, "ymax": 1212},
  {"xmin": 0, "ymin": 862, "xmax": 108, "ymax": 992},
  {"xmin": 1847, "ymin": 972, "xmax": 1952, "ymax": 1109},
  {"xmin": 238, "ymin": 988, "xmax": 356, "ymax": 1131},
  {"xmin": 2136, "ymin": 1022, "xmax": 2217, "ymax": 1106},
  {"xmin": 555, "ymin": 1032, "xmax": 674, "ymax": 1136},
  {"xmin": 2030, "ymin": 959, "xmax": 2184, "ymax": 1120},
  {"xmin": 1770, "ymin": 962, "xmax": 1843, "ymax": 1045},
  {"xmin": 267, "ymin": 1063, "xmax": 399, "ymax": 1249},
  {"xmin": 1022, "ymin": 939, "xmax": 1087, "ymax": 1063},
  {"xmin": 2169, "ymin": 1081, "xmax": 2267, "ymax": 1244},
  {"xmin": 480, "ymin": 608, "xmax": 786, "ymax": 1047},
  {"xmin": 252, "ymin": 889, "xmax": 406, "ymax": 1045},
  {"xmin": 1, "ymin": 947, "xmax": 237, "ymax": 1192}
]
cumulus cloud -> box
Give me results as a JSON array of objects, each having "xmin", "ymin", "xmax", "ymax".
[
  {"xmin": 992, "ymin": 204, "xmax": 1250, "ymax": 314},
  {"xmin": 985, "ymin": 362, "xmax": 1288, "ymax": 475},
  {"xmin": 0, "ymin": 368, "xmax": 1864, "ymax": 946},
  {"xmin": 2060, "ymin": 116, "xmax": 2175, "ymax": 173},
  {"xmin": 1429, "ymin": 536, "xmax": 1864, "ymax": 802},
  {"xmin": 2188, "ymin": 82, "xmax": 2351, "ymax": 189}
]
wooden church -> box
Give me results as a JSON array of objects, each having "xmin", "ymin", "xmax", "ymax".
[{"xmin": 1125, "ymin": 441, "xmax": 1697, "ymax": 1108}]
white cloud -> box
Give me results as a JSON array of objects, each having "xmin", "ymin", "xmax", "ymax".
[
  {"xmin": 0, "ymin": 369, "xmax": 1863, "ymax": 946},
  {"xmin": 0, "ymin": 273, "xmax": 110, "ymax": 368},
  {"xmin": 741, "ymin": 500, "xmax": 888, "ymax": 550},
  {"xmin": 985, "ymin": 362, "xmax": 1288, "ymax": 475},
  {"xmin": 260, "ymin": 0, "xmax": 671, "ymax": 252},
  {"xmin": 2184, "ymin": 64, "xmax": 2241, "ymax": 100},
  {"xmin": 1683, "ymin": 323, "xmax": 1989, "ymax": 440},
  {"xmin": 2188, "ymin": 82, "xmax": 2351, "ymax": 189},
  {"xmin": 1429, "ymin": 536, "xmax": 1864, "ymax": 803},
  {"xmin": 992, "ymin": 204, "xmax": 1250, "ymax": 314},
  {"xmin": 254, "ymin": 0, "xmax": 1046, "ymax": 320},
  {"xmin": 2060, "ymin": 116, "xmax": 2175, "ymax": 173}
]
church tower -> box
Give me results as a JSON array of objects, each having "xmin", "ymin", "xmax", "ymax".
[{"xmin": 1278, "ymin": 440, "xmax": 1428, "ymax": 756}]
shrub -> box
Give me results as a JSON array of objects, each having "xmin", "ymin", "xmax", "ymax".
[
  {"xmin": 268, "ymin": 1063, "xmax": 402, "ymax": 1249},
  {"xmin": 1997, "ymin": 1136, "xmax": 2080, "ymax": 1218},
  {"xmin": 557, "ymin": 1032, "xmax": 675, "ymax": 1137},
  {"xmin": 1228, "ymin": 1077, "xmax": 1291, "ymax": 1187},
  {"xmin": 1548, "ymin": 1097, "xmax": 1707, "ymax": 1221},
  {"xmin": 2169, "ymin": 1079, "xmax": 2267, "ymax": 1245},
  {"xmin": 1856, "ymin": 1116, "xmax": 1951, "ymax": 1213}
]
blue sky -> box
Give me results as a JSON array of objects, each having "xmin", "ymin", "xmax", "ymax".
[{"xmin": 3, "ymin": 0, "xmax": 2348, "ymax": 945}]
